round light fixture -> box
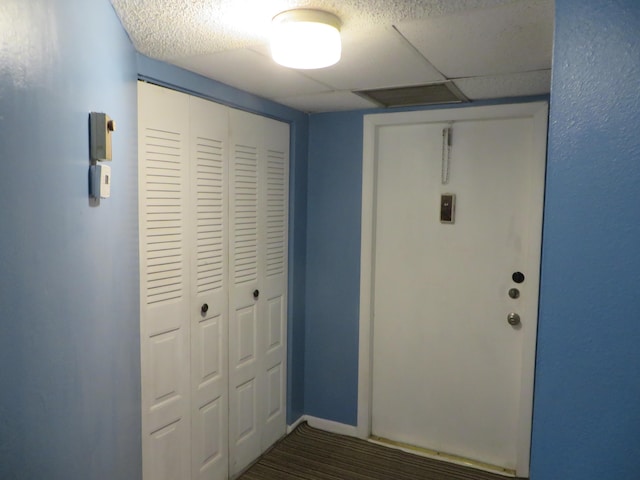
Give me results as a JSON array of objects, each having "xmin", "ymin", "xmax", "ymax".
[{"xmin": 271, "ymin": 9, "xmax": 342, "ymax": 69}]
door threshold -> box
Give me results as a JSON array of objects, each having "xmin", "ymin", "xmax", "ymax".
[{"xmin": 369, "ymin": 435, "xmax": 517, "ymax": 477}]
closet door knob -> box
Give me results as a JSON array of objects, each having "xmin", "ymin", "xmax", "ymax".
[
  {"xmin": 201, "ymin": 303, "xmax": 209, "ymax": 314},
  {"xmin": 253, "ymin": 289, "xmax": 260, "ymax": 299}
]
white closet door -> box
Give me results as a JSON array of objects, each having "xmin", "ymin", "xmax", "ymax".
[
  {"xmin": 140, "ymin": 82, "xmax": 289, "ymax": 479},
  {"xmin": 228, "ymin": 109, "xmax": 262, "ymax": 474},
  {"xmin": 228, "ymin": 109, "xmax": 289, "ymax": 475},
  {"xmin": 188, "ymin": 96, "xmax": 229, "ymax": 480},
  {"xmin": 139, "ymin": 83, "xmax": 191, "ymax": 480},
  {"xmin": 258, "ymin": 118, "xmax": 289, "ymax": 452}
]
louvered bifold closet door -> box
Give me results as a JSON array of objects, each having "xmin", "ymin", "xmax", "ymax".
[
  {"xmin": 188, "ymin": 97, "xmax": 229, "ymax": 480},
  {"xmin": 258, "ymin": 118, "xmax": 289, "ymax": 452},
  {"xmin": 228, "ymin": 109, "xmax": 289, "ymax": 476},
  {"xmin": 138, "ymin": 83, "xmax": 191, "ymax": 480},
  {"xmin": 228, "ymin": 109, "xmax": 262, "ymax": 475}
]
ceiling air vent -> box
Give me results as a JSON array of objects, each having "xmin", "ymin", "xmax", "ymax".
[{"xmin": 355, "ymin": 82, "xmax": 468, "ymax": 108}]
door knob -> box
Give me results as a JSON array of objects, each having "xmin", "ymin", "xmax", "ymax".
[
  {"xmin": 507, "ymin": 312, "xmax": 521, "ymax": 326},
  {"xmin": 253, "ymin": 289, "xmax": 259, "ymax": 299},
  {"xmin": 201, "ymin": 303, "xmax": 209, "ymax": 314}
]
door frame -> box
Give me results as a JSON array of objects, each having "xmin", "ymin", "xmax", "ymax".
[{"xmin": 357, "ymin": 102, "xmax": 548, "ymax": 476}]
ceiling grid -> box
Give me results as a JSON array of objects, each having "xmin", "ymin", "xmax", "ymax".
[{"xmin": 110, "ymin": 0, "xmax": 553, "ymax": 112}]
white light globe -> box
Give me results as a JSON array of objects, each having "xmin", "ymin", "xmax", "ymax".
[{"xmin": 271, "ymin": 9, "xmax": 342, "ymax": 69}]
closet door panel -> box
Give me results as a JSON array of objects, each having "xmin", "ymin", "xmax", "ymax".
[
  {"xmin": 139, "ymin": 82, "xmax": 191, "ymax": 480},
  {"xmin": 228, "ymin": 109, "xmax": 263, "ymax": 475},
  {"xmin": 189, "ymin": 96, "xmax": 229, "ymax": 480},
  {"xmin": 228, "ymin": 110, "xmax": 289, "ymax": 474},
  {"xmin": 260, "ymin": 120, "xmax": 289, "ymax": 450}
]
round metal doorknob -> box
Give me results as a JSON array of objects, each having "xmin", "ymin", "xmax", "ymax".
[
  {"xmin": 253, "ymin": 289, "xmax": 260, "ymax": 299},
  {"xmin": 507, "ymin": 312, "xmax": 521, "ymax": 326},
  {"xmin": 201, "ymin": 303, "xmax": 209, "ymax": 314}
]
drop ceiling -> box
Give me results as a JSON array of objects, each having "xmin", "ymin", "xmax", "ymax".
[{"xmin": 110, "ymin": 0, "xmax": 554, "ymax": 113}]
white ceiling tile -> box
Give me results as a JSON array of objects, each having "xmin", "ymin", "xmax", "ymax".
[
  {"xmin": 171, "ymin": 48, "xmax": 331, "ymax": 99},
  {"xmin": 454, "ymin": 70, "xmax": 551, "ymax": 100},
  {"xmin": 396, "ymin": 0, "xmax": 554, "ymax": 78},
  {"xmin": 275, "ymin": 91, "xmax": 379, "ymax": 113},
  {"xmin": 296, "ymin": 26, "xmax": 445, "ymax": 91},
  {"xmin": 110, "ymin": 0, "xmax": 521, "ymax": 59}
]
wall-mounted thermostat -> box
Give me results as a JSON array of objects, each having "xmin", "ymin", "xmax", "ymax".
[
  {"xmin": 90, "ymin": 112, "xmax": 116, "ymax": 161},
  {"xmin": 90, "ymin": 164, "xmax": 111, "ymax": 199}
]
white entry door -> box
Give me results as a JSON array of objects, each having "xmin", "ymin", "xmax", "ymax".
[{"xmin": 362, "ymin": 104, "xmax": 547, "ymax": 476}]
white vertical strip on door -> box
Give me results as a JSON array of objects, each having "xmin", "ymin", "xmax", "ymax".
[
  {"xmin": 228, "ymin": 109, "xmax": 262, "ymax": 475},
  {"xmin": 259, "ymin": 118, "xmax": 289, "ymax": 452},
  {"xmin": 138, "ymin": 82, "xmax": 191, "ymax": 480},
  {"xmin": 513, "ymin": 106, "xmax": 547, "ymax": 475},
  {"xmin": 188, "ymin": 96, "xmax": 229, "ymax": 480}
]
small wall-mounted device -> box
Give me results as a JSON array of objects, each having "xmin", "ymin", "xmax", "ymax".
[
  {"xmin": 90, "ymin": 164, "xmax": 111, "ymax": 199},
  {"xmin": 90, "ymin": 112, "xmax": 116, "ymax": 161},
  {"xmin": 440, "ymin": 193, "xmax": 456, "ymax": 224}
]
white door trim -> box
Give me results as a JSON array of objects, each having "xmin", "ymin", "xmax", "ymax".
[{"xmin": 357, "ymin": 102, "xmax": 548, "ymax": 476}]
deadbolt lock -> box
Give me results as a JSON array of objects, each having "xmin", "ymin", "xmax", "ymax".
[{"xmin": 508, "ymin": 288, "xmax": 520, "ymax": 299}]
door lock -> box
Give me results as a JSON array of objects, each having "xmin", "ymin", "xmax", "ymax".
[
  {"xmin": 508, "ymin": 288, "xmax": 520, "ymax": 299},
  {"xmin": 512, "ymin": 271, "xmax": 525, "ymax": 284},
  {"xmin": 507, "ymin": 312, "xmax": 521, "ymax": 326}
]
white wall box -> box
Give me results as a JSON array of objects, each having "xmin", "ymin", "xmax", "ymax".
[{"xmin": 138, "ymin": 81, "xmax": 289, "ymax": 480}]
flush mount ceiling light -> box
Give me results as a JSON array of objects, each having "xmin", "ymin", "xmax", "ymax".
[{"xmin": 271, "ymin": 9, "xmax": 342, "ymax": 69}]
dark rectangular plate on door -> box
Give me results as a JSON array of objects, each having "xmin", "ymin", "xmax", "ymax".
[{"xmin": 440, "ymin": 194, "xmax": 456, "ymax": 224}]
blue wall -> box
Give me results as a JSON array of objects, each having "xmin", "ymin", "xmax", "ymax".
[
  {"xmin": 136, "ymin": 56, "xmax": 309, "ymax": 423},
  {"xmin": 0, "ymin": 1, "xmax": 140, "ymax": 479},
  {"xmin": 530, "ymin": 1, "xmax": 640, "ymax": 479},
  {"xmin": 305, "ymin": 112, "xmax": 364, "ymax": 423}
]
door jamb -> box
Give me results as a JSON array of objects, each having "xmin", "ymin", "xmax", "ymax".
[{"xmin": 357, "ymin": 102, "xmax": 549, "ymax": 476}]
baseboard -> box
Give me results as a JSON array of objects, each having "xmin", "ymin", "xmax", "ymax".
[
  {"xmin": 288, "ymin": 415, "xmax": 359, "ymax": 437},
  {"xmin": 286, "ymin": 415, "xmax": 307, "ymax": 434}
]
